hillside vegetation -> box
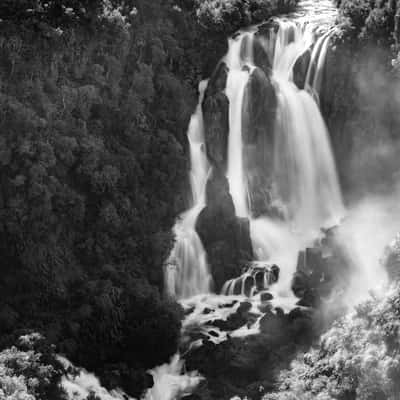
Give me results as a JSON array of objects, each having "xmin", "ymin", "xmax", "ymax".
[{"xmin": 0, "ymin": 0, "xmax": 298, "ymax": 397}]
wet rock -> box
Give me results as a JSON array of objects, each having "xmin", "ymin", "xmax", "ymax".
[
  {"xmin": 202, "ymin": 62, "xmax": 229, "ymax": 169},
  {"xmin": 258, "ymin": 303, "xmax": 273, "ymax": 313},
  {"xmin": 243, "ymin": 275, "xmax": 254, "ymax": 297},
  {"xmin": 287, "ymin": 307, "xmax": 312, "ymax": 321},
  {"xmin": 196, "ymin": 168, "xmax": 253, "ymax": 290},
  {"xmin": 237, "ymin": 301, "xmax": 252, "ymax": 314},
  {"xmin": 243, "ymin": 67, "xmax": 276, "ymax": 146},
  {"xmin": 253, "ymin": 19, "xmax": 279, "ymax": 73},
  {"xmin": 293, "ymin": 48, "xmax": 311, "ymax": 89},
  {"xmin": 260, "ymin": 292, "xmax": 273, "ymax": 302},
  {"xmin": 242, "ymin": 67, "xmax": 277, "ymax": 217},
  {"xmin": 292, "ymin": 228, "xmax": 351, "ymax": 307},
  {"xmin": 253, "ymin": 37, "xmax": 273, "ymax": 73},
  {"xmin": 259, "ymin": 310, "xmax": 287, "ymax": 338},
  {"xmin": 218, "ymin": 300, "xmax": 238, "ymax": 309},
  {"xmin": 270, "ymin": 264, "xmax": 280, "ymax": 282},
  {"xmin": 184, "ymin": 306, "xmax": 196, "ymax": 316}
]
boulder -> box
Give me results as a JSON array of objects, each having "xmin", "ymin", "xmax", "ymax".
[
  {"xmin": 196, "ymin": 168, "xmax": 253, "ymax": 290},
  {"xmin": 292, "ymin": 228, "xmax": 352, "ymax": 307},
  {"xmin": 260, "ymin": 292, "xmax": 273, "ymax": 302}
]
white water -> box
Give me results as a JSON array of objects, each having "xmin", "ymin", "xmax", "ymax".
[
  {"xmin": 225, "ymin": 33, "xmax": 254, "ymax": 217},
  {"xmin": 164, "ymin": 81, "xmax": 213, "ymax": 299},
  {"xmin": 222, "ymin": 21, "xmax": 344, "ymax": 297},
  {"xmin": 143, "ymin": 355, "xmax": 203, "ymax": 400},
  {"xmin": 158, "ymin": 3, "xmax": 346, "ymax": 397}
]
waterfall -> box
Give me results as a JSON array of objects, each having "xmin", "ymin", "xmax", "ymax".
[
  {"xmin": 225, "ymin": 32, "xmax": 254, "ymax": 217},
  {"xmin": 219, "ymin": 21, "xmax": 344, "ymax": 295},
  {"xmin": 164, "ymin": 81, "xmax": 212, "ymax": 299},
  {"xmin": 164, "ymin": 2, "xmax": 343, "ymax": 298},
  {"xmin": 272, "ymin": 21, "xmax": 344, "ymax": 230}
]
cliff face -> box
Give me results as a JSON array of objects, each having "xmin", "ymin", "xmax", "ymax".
[
  {"xmin": 316, "ymin": 0, "xmax": 400, "ymax": 201},
  {"xmin": 321, "ymin": 37, "xmax": 400, "ymax": 202}
]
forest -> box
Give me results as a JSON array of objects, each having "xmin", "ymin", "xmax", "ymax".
[{"xmin": 1, "ymin": 0, "xmax": 400, "ymax": 399}]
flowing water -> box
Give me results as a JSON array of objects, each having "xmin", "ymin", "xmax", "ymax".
[
  {"xmin": 23, "ymin": 2, "xmax": 393, "ymax": 400},
  {"xmin": 225, "ymin": 33, "xmax": 254, "ymax": 217},
  {"xmin": 151, "ymin": 0, "xmax": 350, "ymax": 398},
  {"xmin": 164, "ymin": 81, "xmax": 213, "ymax": 299}
]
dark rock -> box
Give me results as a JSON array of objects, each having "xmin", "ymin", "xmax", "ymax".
[
  {"xmin": 270, "ymin": 264, "xmax": 280, "ymax": 282},
  {"xmin": 184, "ymin": 306, "xmax": 195, "ymax": 316},
  {"xmin": 255, "ymin": 271, "xmax": 265, "ymax": 290},
  {"xmin": 296, "ymin": 289, "xmax": 321, "ymax": 308},
  {"xmin": 218, "ymin": 300, "xmax": 238, "ymax": 308},
  {"xmin": 260, "ymin": 292, "xmax": 273, "ymax": 302},
  {"xmin": 237, "ymin": 301, "xmax": 252, "ymax": 314},
  {"xmin": 253, "ymin": 37, "xmax": 272, "ymax": 73},
  {"xmin": 202, "ymin": 62, "xmax": 229, "ymax": 169},
  {"xmin": 287, "ymin": 307, "xmax": 311, "ymax": 321},
  {"xmin": 275, "ymin": 307, "xmax": 285, "ymax": 317},
  {"xmin": 293, "ymin": 49, "xmax": 311, "ymax": 89},
  {"xmin": 253, "ymin": 19, "xmax": 279, "ymax": 73},
  {"xmin": 243, "ymin": 275, "xmax": 254, "ymax": 297},
  {"xmin": 196, "ymin": 168, "xmax": 253, "ymax": 290},
  {"xmin": 204, "ymin": 168, "xmax": 235, "ymax": 220},
  {"xmin": 203, "ymin": 308, "xmax": 213, "ymax": 315},
  {"xmin": 259, "ymin": 310, "xmax": 287, "ymax": 338},
  {"xmin": 232, "ymin": 278, "xmax": 243, "ymax": 295},
  {"xmin": 258, "ymin": 303, "xmax": 273, "ymax": 313},
  {"xmin": 242, "ymin": 67, "xmax": 277, "ymax": 217},
  {"xmin": 208, "ymin": 330, "xmax": 219, "ymax": 338}
]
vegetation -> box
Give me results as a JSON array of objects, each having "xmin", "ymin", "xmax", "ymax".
[
  {"xmin": 335, "ymin": 0, "xmax": 396, "ymax": 45},
  {"xmin": 0, "ymin": 0, "xmax": 298, "ymax": 397},
  {"xmin": 0, "ymin": 333, "xmax": 65, "ymax": 400},
  {"xmin": 263, "ymin": 285, "xmax": 400, "ymax": 400}
]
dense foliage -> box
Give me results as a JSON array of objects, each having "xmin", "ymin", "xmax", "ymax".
[
  {"xmin": 335, "ymin": 0, "xmax": 397, "ymax": 45},
  {"xmin": 0, "ymin": 333, "xmax": 64, "ymax": 400},
  {"xmin": 263, "ymin": 285, "xmax": 400, "ymax": 400},
  {"xmin": 195, "ymin": 0, "xmax": 298, "ymax": 32},
  {"xmin": 0, "ymin": 0, "xmax": 298, "ymax": 397}
]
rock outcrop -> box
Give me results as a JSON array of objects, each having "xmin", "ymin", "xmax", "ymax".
[
  {"xmin": 293, "ymin": 48, "xmax": 311, "ymax": 89},
  {"xmin": 291, "ymin": 226, "xmax": 351, "ymax": 307},
  {"xmin": 202, "ymin": 62, "xmax": 230, "ymax": 170},
  {"xmin": 196, "ymin": 168, "xmax": 253, "ymax": 290},
  {"xmin": 242, "ymin": 67, "xmax": 277, "ymax": 217}
]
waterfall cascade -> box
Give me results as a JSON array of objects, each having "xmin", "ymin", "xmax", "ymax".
[
  {"xmin": 164, "ymin": 81, "xmax": 212, "ymax": 299},
  {"xmin": 225, "ymin": 33, "xmax": 254, "ymax": 217},
  {"xmin": 165, "ymin": 7, "xmax": 343, "ymax": 299},
  {"xmin": 224, "ymin": 20, "xmax": 344, "ymax": 295}
]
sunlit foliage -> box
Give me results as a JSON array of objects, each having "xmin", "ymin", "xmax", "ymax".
[{"xmin": 264, "ymin": 285, "xmax": 400, "ymax": 400}]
